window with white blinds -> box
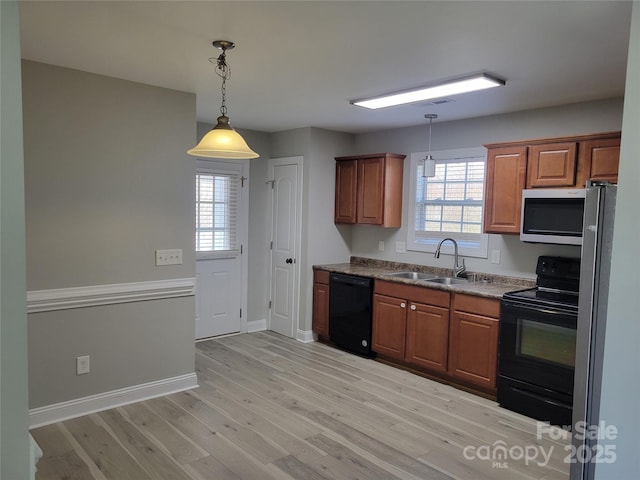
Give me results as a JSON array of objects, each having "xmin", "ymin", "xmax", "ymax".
[
  {"xmin": 196, "ymin": 171, "xmax": 240, "ymax": 257},
  {"xmin": 407, "ymin": 148, "xmax": 489, "ymax": 258}
]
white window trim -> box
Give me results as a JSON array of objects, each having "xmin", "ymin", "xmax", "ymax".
[
  {"xmin": 196, "ymin": 162, "xmax": 243, "ymax": 261},
  {"xmin": 407, "ymin": 147, "xmax": 489, "ymax": 259}
]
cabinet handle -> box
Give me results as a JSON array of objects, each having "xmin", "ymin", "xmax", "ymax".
[
  {"xmin": 410, "ymin": 304, "xmax": 416, "ymax": 310},
  {"xmin": 400, "ymin": 302, "xmax": 406, "ymax": 308}
]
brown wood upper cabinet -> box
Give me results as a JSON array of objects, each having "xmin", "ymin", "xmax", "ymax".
[
  {"xmin": 484, "ymin": 131, "xmax": 621, "ymax": 234},
  {"xmin": 483, "ymin": 146, "xmax": 527, "ymax": 234},
  {"xmin": 526, "ymin": 142, "xmax": 578, "ymax": 188},
  {"xmin": 577, "ymin": 137, "xmax": 621, "ymax": 186},
  {"xmin": 334, "ymin": 153, "xmax": 405, "ymax": 227}
]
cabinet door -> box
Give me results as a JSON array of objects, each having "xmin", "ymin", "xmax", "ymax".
[
  {"xmin": 405, "ymin": 302, "xmax": 449, "ymax": 372},
  {"xmin": 577, "ymin": 137, "xmax": 620, "ymax": 186},
  {"xmin": 357, "ymin": 157, "xmax": 385, "ymax": 225},
  {"xmin": 483, "ymin": 146, "xmax": 527, "ymax": 234},
  {"xmin": 312, "ymin": 282, "xmax": 330, "ymax": 337},
  {"xmin": 372, "ymin": 293, "xmax": 406, "ymax": 360},
  {"xmin": 334, "ymin": 159, "xmax": 358, "ymax": 223},
  {"xmin": 448, "ymin": 311, "xmax": 499, "ymax": 389},
  {"xmin": 526, "ymin": 142, "xmax": 578, "ymax": 188}
]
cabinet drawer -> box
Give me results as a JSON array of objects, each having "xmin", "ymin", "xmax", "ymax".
[
  {"xmin": 452, "ymin": 293, "xmax": 500, "ymax": 318},
  {"xmin": 313, "ymin": 269, "xmax": 330, "ymax": 284},
  {"xmin": 374, "ymin": 280, "xmax": 449, "ymax": 308}
]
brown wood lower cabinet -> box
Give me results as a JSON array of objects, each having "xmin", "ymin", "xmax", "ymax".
[
  {"xmin": 312, "ymin": 270, "xmax": 330, "ymax": 338},
  {"xmin": 372, "ymin": 281, "xmax": 500, "ymax": 394},
  {"xmin": 448, "ymin": 294, "xmax": 500, "ymax": 389},
  {"xmin": 406, "ymin": 302, "xmax": 449, "ymax": 372},
  {"xmin": 372, "ymin": 280, "xmax": 450, "ymax": 370},
  {"xmin": 372, "ymin": 293, "xmax": 407, "ymax": 360}
]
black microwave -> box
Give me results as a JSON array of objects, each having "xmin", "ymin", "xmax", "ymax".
[{"xmin": 520, "ymin": 188, "xmax": 585, "ymax": 245}]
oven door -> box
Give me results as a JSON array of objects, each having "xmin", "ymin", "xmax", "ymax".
[{"xmin": 499, "ymin": 298, "xmax": 576, "ymax": 395}]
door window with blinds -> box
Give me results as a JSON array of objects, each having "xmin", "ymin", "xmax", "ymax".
[
  {"xmin": 196, "ymin": 169, "xmax": 241, "ymax": 259},
  {"xmin": 407, "ymin": 148, "xmax": 489, "ymax": 258}
]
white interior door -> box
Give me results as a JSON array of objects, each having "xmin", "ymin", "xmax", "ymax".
[
  {"xmin": 195, "ymin": 160, "xmax": 247, "ymax": 340},
  {"xmin": 268, "ymin": 157, "xmax": 302, "ymax": 338}
]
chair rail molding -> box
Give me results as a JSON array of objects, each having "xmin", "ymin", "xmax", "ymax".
[{"xmin": 27, "ymin": 277, "xmax": 196, "ymax": 313}]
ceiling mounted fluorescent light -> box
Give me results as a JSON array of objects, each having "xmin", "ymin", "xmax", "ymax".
[{"xmin": 351, "ymin": 73, "xmax": 505, "ymax": 110}]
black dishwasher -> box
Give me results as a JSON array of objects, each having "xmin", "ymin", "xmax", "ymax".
[{"xmin": 329, "ymin": 273, "xmax": 374, "ymax": 358}]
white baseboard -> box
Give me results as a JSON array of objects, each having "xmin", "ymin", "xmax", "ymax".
[
  {"xmin": 297, "ymin": 329, "xmax": 315, "ymax": 343},
  {"xmin": 28, "ymin": 372, "xmax": 198, "ymax": 429},
  {"xmin": 247, "ymin": 319, "xmax": 267, "ymax": 333}
]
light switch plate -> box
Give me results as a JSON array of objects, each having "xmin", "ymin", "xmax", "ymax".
[
  {"xmin": 395, "ymin": 241, "xmax": 406, "ymax": 254},
  {"xmin": 156, "ymin": 249, "xmax": 183, "ymax": 266},
  {"xmin": 491, "ymin": 249, "xmax": 501, "ymax": 264}
]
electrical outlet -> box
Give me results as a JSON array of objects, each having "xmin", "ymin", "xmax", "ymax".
[
  {"xmin": 76, "ymin": 355, "xmax": 90, "ymax": 375},
  {"xmin": 378, "ymin": 241, "xmax": 385, "ymax": 252},
  {"xmin": 156, "ymin": 249, "xmax": 183, "ymax": 266},
  {"xmin": 395, "ymin": 241, "xmax": 406, "ymax": 254}
]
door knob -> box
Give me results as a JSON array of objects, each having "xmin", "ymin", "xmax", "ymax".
[{"xmin": 285, "ymin": 258, "xmax": 293, "ymax": 264}]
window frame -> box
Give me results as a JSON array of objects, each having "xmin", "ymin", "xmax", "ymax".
[
  {"xmin": 407, "ymin": 147, "xmax": 489, "ymax": 258},
  {"xmin": 195, "ymin": 165, "xmax": 242, "ymax": 261}
]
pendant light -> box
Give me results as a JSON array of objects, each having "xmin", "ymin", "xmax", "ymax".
[
  {"xmin": 188, "ymin": 40, "xmax": 259, "ymax": 159},
  {"xmin": 423, "ymin": 114, "xmax": 438, "ymax": 177}
]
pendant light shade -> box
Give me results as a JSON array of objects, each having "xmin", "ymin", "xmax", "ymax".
[
  {"xmin": 188, "ymin": 115, "xmax": 258, "ymax": 159},
  {"xmin": 187, "ymin": 40, "xmax": 258, "ymax": 160},
  {"xmin": 424, "ymin": 155, "xmax": 436, "ymax": 177}
]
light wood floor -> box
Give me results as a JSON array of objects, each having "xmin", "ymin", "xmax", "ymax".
[{"xmin": 32, "ymin": 331, "xmax": 570, "ymax": 480}]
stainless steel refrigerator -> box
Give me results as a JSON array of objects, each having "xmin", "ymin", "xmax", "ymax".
[{"xmin": 571, "ymin": 181, "xmax": 617, "ymax": 480}]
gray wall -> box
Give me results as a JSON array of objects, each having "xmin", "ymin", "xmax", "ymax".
[
  {"xmin": 22, "ymin": 61, "xmax": 197, "ymax": 408},
  {"xmin": 302, "ymin": 128, "xmax": 354, "ymax": 331},
  {"xmin": 252, "ymin": 128, "xmax": 354, "ymax": 332},
  {"xmin": 1, "ymin": 2, "xmax": 30, "ymax": 477},
  {"xmin": 352, "ymin": 98, "xmax": 624, "ymax": 278},
  {"xmin": 596, "ymin": 1, "xmax": 640, "ymax": 477}
]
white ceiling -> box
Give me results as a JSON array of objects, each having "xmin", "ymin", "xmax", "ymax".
[{"xmin": 19, "ymin": 1, "xmax": 632, "ymax": 134}]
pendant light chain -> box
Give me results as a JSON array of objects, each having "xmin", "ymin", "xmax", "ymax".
[{"xmin": 215, "ymin": 49, "xmax": 231, "ymax": 117}]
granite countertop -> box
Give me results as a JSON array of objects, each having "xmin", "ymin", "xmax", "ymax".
[{"xmin": 313, "ymin": 257, "xmax": 535, "ymax": 300}]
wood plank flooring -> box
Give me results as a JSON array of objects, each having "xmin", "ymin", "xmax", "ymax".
[{"xmin": 32, "ymin": 332, "xmax": 570, "ymax": 480}]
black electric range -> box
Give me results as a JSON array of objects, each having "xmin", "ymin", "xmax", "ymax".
[{"xmin": 498, "ymin": 255, "xmax": 581, "ymax": 427}]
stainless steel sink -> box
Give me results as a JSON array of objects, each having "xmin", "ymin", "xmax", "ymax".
[
  {"xmin": 425, "ymin": 277, "xmax": 469, "ymax": 285},
  {"xmin": 383, "ymin": 271, "xmax": 437, "ymax": 280}
]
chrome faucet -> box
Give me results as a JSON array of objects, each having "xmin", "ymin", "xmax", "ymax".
[{"xmin": 434, "ymin": 237, "xmax": 466, "ymax": 278}]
